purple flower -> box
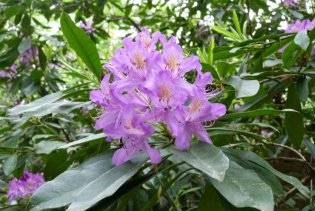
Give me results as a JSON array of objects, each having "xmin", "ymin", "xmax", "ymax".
[
  {"xmin": 0, "ymin": 65, "xmax": 17, "ymax": 79},
  {"xmin": 280, "ymin": 19, "xmax": 315, "ymax": 53},
  {"xmin": 7, "ymin": 171, "xmax": 44, "ymax": 204},
  {"xmin": 285, "ymin": 19, "xmax": 315, "ymax": 33},
  {"xmin": 91, "ymin": 29, "xmax": 226, "ymax": 166},
  {"xmin": 284, "ymin": 0, "xmax": 298, "ymax": 7},
  {"xmin": 79, "ymin": 19, "xmax": 95, "ymax": 35},
  {"xmin": 261, "ymin": 130, "xmax": 273, "ymax": 139},
  {"xmin": 21, "ymin": 47, "xmax": 38, "ymax": 66}
]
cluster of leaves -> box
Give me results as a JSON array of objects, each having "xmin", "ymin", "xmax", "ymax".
[{"xmin": 0, "ymin": 0, "xmax": 315, "ymax": 210}]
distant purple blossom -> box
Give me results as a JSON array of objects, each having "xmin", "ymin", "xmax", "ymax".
[
  {"xmin": 7, "ymin": 171, "xmax": 44, "ymax": 204},
  {"xmin": 90, "ymin": 29, "xmax": 226, "ymax": 166},
  {"xmin": 79, "ymin": 19, "xmax": 94, "ymax": 35},
  {"xmin": 285, "ymin": 19, "xmax": 315, "ymax": 33},
  {"xmin": 21, "ymin": 47, "xmax": 38, "ymax": 66},
  {"xmin": 0, "ymin": 65, "xmax": 17, "ymax": 79},
  {"xmin": 261, "ymin": 130, "xmax": 273, "ymax": 139},
  {"xmin": 283, "ymin": 0, "xmax": 298, "ymax": 7},
  {"xmin": 279, "ymin": 19, "xmax": 315, "ymax": 53}
]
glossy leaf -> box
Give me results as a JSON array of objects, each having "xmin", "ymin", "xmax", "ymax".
[
  {"xmin": 30, "ymin": 150, "xmax": 145, "ymax": 210},
  {"xmin": 34, "ymin": 141, "xmax": 65, "ymax": 154},
  {"xmin": 226, "ymin": 76, "xmax": 260, "ymax": 98},
  {"xmin": 220, "ymin": 109, "xmax": 297, "ymax": 120},
  {"xmin": 285, "ymin": 85, "xmax": 304, "ymax": 147},
  {"xmin": 211, "ymin": 161, "xmax": 274, "ymax": 211},
  {"xmin": 58, "ymin": 133, "xmax": 105, "ymax": 149},
  {"xmin": 294, "ymin": 30, "xmax": 310, "ymax": 51},
  {"xmin": 197, "ymin": 184, "xmax": 224, "ymax": 211},
  {"xmin": 296, "ymin": 77, "xmax": 309, "ymax": 103},
  {"xmin": 4, "ymin": 154, "xmax": 17, "ymax": 176},
  {"xmin": 60, "ymin": 13, "xmax": 101, "ymax": 79},
  {"xmin": 168, "ymin": 142, "xmax": 229, "ymax": 182},
  {"xmin": 223, "ymin": 148, "xmax": 309, "ymax": 198}
]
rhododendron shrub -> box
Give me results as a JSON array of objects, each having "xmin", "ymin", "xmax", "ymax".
[
  {"xmin": 1, "ymin": 0, "xmax": 315, "ymax": 210},
  {"xmin": 90, "ymin": 29, "xmax": 226, "ymax": 165}
]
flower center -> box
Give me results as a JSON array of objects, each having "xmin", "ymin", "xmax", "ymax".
[
  {"xmin": 189, "ymin": 99, "xmax": 202, "ymax": 114},
  {"xmin": 159, "ymin": 84, "xmax": 172, "ymax": 101},
  {"xmin": 132, "ymin": 51, "xmax": 146, "ymax": 70}
]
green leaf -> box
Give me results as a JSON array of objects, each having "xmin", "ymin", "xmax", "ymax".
[
  {"xmin": 5, "ymin": 5, "xmax": 21, "ymax": 19},
  {"xmin": 44, "ymin": 150, "xmax": 69, "ymax": 181},
  {"xmin": 211, "ymin": 161, "xmax": 274, "ymax": 211},
  {"xmin": 232, "ymin": 10, "xmax": 242, "ymax": 36},
  {"xmin": 294, "ymin": 30, "xmax": 310, "ymax": 51},
  {"xmin": 168, "ymin": 142, "xmax": 229, "ymax": 181},
  {"xmin": 296, "ymin": 77, "xmax": 309, "ymax": 103},
  {"xmin": 58, "ymin": 133, "xmax": 105, "ymax": 149},
  {"xmin": 3, "ymin": 154, "xmax": 17, "ymax": 176},
  {"xmin": 220, "ymin": 109, "xmax": 297, "ymax": 120},
  {"xmin": 285, "ymin": 85, "xmax": 304, "ymax": 147},
  {"xmin": 60, "ymin": 13, "xmax": 101, "ymax": 79},
  {"xmin": 30, "ymin": 150, "xmax": 145, "ymax": 210},
  {"xmin": 34, "ymin": 141, "xmax": 65, "ymax": 154},
  {"xmin": 223, "ymin": 148, "xmax": 309, "ymax": 198},
  {"xmin": 211, "ymin": 26, "xmax": 239, "ymax": 41},
  {"xmin": 263, "ymin": 59, "xmax": 282, "ymax": 68},
  {"xmin": 8, "ymin": 92, "xmax": 63, "ymax": 116},
  {"xmin": 282, "ymin": 42, "xmax": 300, "ymax": 67},
  {"xmin": 226, "ymin": 76, "xmax": 260, "ymax": 98},
  {"xmin": 18, "ymin": 38, "xmax": 32, "ymax": 54},
  {"xmin": 208, "ymin": 36, "xmax": 215, "ymax": 66},
  {"xmin": 21, "ymin": 14, "xmax": 32, "ymax": 35},
  {"xmin": 197, "ymin": 184, "xmax": 224, "ymax": 211},
  {"xmin": 38, "ymin": 47, "xmax": 47, "ymax": 71},
  {"xmin": 304, "ymin": 140, "xmax": 315, "ymax": 158}
]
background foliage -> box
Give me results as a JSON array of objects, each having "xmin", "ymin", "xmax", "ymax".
[{"xmin": 0, "ymin": 0, "xmax": 315, "ymax": 210}]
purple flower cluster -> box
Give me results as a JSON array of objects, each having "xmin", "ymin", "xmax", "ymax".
[
  {"xmin": 280, "ymin": 19, "xmax": 315, "ymax": 54},
  {"xmin": 79, "ymin": 19, "xmax": 94, "ymax": 35},
  {"xmin": 7, "ymin": 171, "xmax": 44, "ymax": 203},
  {"xmin": 21, "ymin": 47, "xmax": 38, "ymax": 66},
  {"xmin": 0, "ymin": 65, "xmax": 17, "ymax": 79},
  {"xmin": 90, "ymin": 29, "xmax": 226, "ymax": 166},
  {"xmin": 283, "ymin": 0, "xmax": 298, "ymax": 7},
  {"xmin": 285, "ymin": 19, "xmax": 315, "ymax": 33}
]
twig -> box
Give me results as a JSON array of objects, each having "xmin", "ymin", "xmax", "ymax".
[
  {"xmin": 276, "ymin": 175, "xmax": 312, "ymax": 207},
  {"xmin": 266, "ymin": 156, "xmax": 305, "ymax": 163}
]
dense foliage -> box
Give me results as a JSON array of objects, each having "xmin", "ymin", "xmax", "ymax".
[{"xmin": 0, "ymin": 0, "xmax": 315, "ymax": 210}]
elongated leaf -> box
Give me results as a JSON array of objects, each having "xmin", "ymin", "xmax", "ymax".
[
  {"xmin": 283, "ymin": 42, "xmax": 300, "ymax": 67},
  {"xmin": 304, "ymin": 140, "xmax": 315, "ymax": 158},
  {"xmin": 30, "ymin": 150, "xmax": 145, "ymax": 210},
  {"xmin": 285, "ymin": 85, "xmax": 304, "ymax": 147},
  {"xmin": 58, "ymin": 133, "xmax": 105, "ymax": 149},
  {"xmin": 226, "ymin": 76, "xmax": 260, "ymax": 98},
  {"xmin": 232, "ymin": 10, "xmax": 242, "ymax": 36},
  {"xmin": 296, "ymin": 77, "xmax": 310, "ymax": 103},
  {"xmin": 60, "ymin": 13, "xmax": 101, "ymax": 79},
  {"xmin": 294, "ymin": 30, "xmax": 310, "ymax": 51},
  {"xmin": 168, "ymin": 142, "xmax": 229, "ymax": 181},
  {"xmin": 223, "ymin": 148, "xmax": 309, "ymax": 197},
  {"xmin": 197, "ymin": 184, "xmax": 224, "ymax": 211},
  {"xmin": 4, "ymin": 154, "xmax": 17, "ymax": 176},
  {"xmin": 34, "ymin": 141, "xmax": 65, "ymax": 154},
  {"xmin": 220, "ymin": 109, "xmax": 297, "ymax": 120},
  {"xmin": 5, "ymin": 5, "xmax": 21, "ymax": 19},
  {"xmin": 18, "ymin": 38, "xmax": 32, "ymax": 54},
  {"xmin": 211, "ymin": 161, "xmax": 274, "ymax": 211},
  {"xmin": 211, "ymin": 26, "xmax": 239, "ymax": 40},
  {"xmin": 8, "ymin": 92, "xmax": 62, "ymax": 116}
]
